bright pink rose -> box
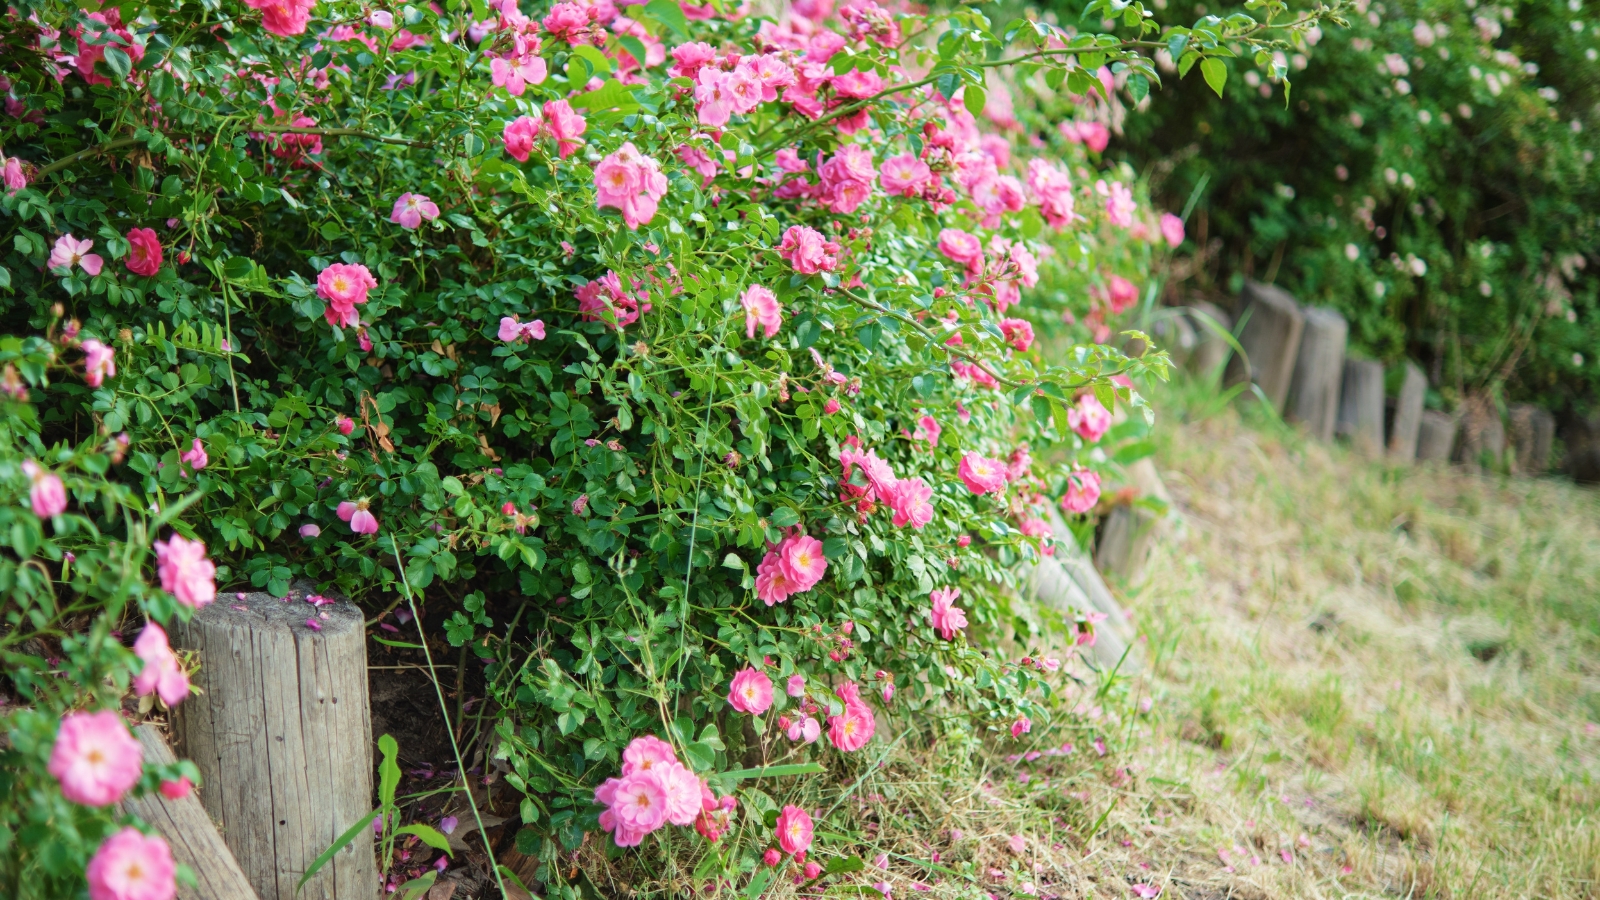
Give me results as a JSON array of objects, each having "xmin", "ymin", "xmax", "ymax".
[
  {"xmin": 81, "ymin": 339, "xmax": 116, "ymax": 387},
  {"xmin": 542, "ymin": 2, "xmax": 592, "ymax": 41},
  {"xmin": 337, "ymin": 416, "xmax": 355, "ymax": 436},
  {"xmin": 543, "ymin": 100, "xmax": 588, "ymax": 159},
  {"xmin": 607, "ymin": 770, "xmax": 670, "ymax": 837},
  {"xmin": 929, "ymin": 586, "xmax": 967, "ymax": 640},
  {"xmin": 503, "ymin": 114, "xmax": 540, "ymax": 162},
  {"xmin": 886, "ymin": 477, "xmax": 934, "ymax": 529},
  {"xmin": 390, "ymin": 193, "xmax": 440, "ymax": 229},
  {"xmin": 622, "ymin": 734, "xmax": 678, "ymax": 775},
  {"xmin": 593, "ymin": 142, "xmax": 669, "ymax": 229},
  {"xmin": 49, "ymin": 234, "xmax": 104, "ymax": 276},
  {"xmin": 316, "ymin": 263, "xmax": 378, "ymax": 328},
  {"xmin": 133, "ymin": 623, "xmax": 189, "ymax": 707},
  {"xmin": 1068, "ymin": 395, "xmax": 1112, "ymax": 442},
  {"xmin": 779, "ymin": 534, "xmax": 827, "ymax": 590},
  {"xmin": 776, "ymin": 805, "xmax": 814, "ymax": 855},
  {"xmin": 912, "ymin": 414, "xmax": 941, "ymax": 447},
  {"xmin": 1026, "ymin": 159, "xmax": 1076, "ymax": 229},
  {"xmin": 879, "ymin": 153, "xmax": 931, "ymax": 197},
  {"xmin": 1060, "ymin": 468, "xmax": 1102, "ymax": 513},
  {"xmin": 3, "ymin": 156, "xmax": 27, "ymax": 194},
  {"xmin": 154, "ymin": 533, "xmax": 216, "ymax": 609},
  {"xmin": 87, "ymin": 827, "xmax": 176, "ymax": 900},
  {"xmin": 827, "ymin": 682, "xmax": 876, "ymax": 751},
  {"xmin": 1000, "ymin": 318, "xmax": 1034, "ymax": 352},
  {"xmin": 246, "ymin": 0, "xmax": 316, "ymax": 37},
  {"xmin": 576, "ymin": 271, "xmax": 651, "ymax": 329},
  {"xmin": 124, "ymin": 228, "xmax": 162, "ymax": 277},
  {"xmin": 957, "ymin": 453, "xmax": 1007, "ymax": 495},
  {"xmin": 48, "ymin": 710, "xmax": 142, "ymax": 807},
  {"xmin": 776, "ymin": 225, "xmax": 841, "ymax": 275},
  {"xmin": 180, "ymin": 438, "xmax": 207, "ymax": 471},
  {"xmin": 741, "ymin": 285, "xmax": 782, "ymax": 339},
  {"xmin": 22, "ymin": 459, "xmax": 67, "ymax": 518},
  {"xmin": 1011, "ymin": 716, "xmax": 1032, "ymax": 738},
  {"xmin": 728, "ymin": 667, "xmax": 774, "ymax": 715},
  {"xmin": 774, "ymin": 148, "xmax": 809, "ymax": 173},
  {"xmin": 728, "ymin": 63, "xmax": 764, "ymax": 113},
  {"xmin": 750, "ymin": 54, "xmax": 794, "ymax": 100},
  {"xmin": 668, "ymin": 41, "xmax": 717, "ymax": 80},
  {"xmin": 937, "ymin": 228, "xmax": 985, "ymax": 274},
  {"xmin": 1159, "ymin": 212, "xmax": 1185, "ymax": 248},
  {"xmin": 755, "ymin": 549, "xmax": 797, "ymax": 606},
  {"xmin": 763, "ymin": 848, "xmax": 783, "ymax": 867},
  {"xmin": 823, "ymin": 398, "xmax": 841, "ymax": 414},
  {"xmin": 498, "ymin": 315, "xmax": 546, "ymax": 342}
]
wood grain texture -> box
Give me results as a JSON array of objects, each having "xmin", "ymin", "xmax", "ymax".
[
  {"xmin": 123, "ymin": 725, "xmax": 261, "ymax": 900},
  {"xmin": 171, "ymin": 588, "xmax": 377, "ymax": 900},
  {"xmin": 1388, "ymin": 362, "xmax": 1427, "ymax": 462},
  {"xmin": 1286, "ymin": 307, "xmax": 1348, "ymax": 442},
  {"xmin": 1336, "ymin": 358, "xmax": 1386, "ymax": 457},
  {"xmin": 1225, "ymin": 280, "xmax": 1305, "ymax": 412}
]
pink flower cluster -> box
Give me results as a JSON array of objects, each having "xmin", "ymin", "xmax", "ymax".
[
  {"xmin": 594, "ymin": 142, "xmax": 669, "ymax": 229},
  {"xmin": 838, "ymin": 439, "xmax": 935, "ymax": 529},
  {"xmin": 575, "ymin": 270, "xmax": 651, "ymax": 329},
  {"xmin": 1026, "ymin": 159, "xmax": 1076, "ymax": 229},
  {"xmin": 754, "ymin": 532, "xmax": 828, "ymax": 606},
  {"xmin": 816, "ymin": 145, "xmax": 877, "ymax": 214},
  {"xmin": 693, "ymin": 54, "xmax": 791, "ymax": 127},
  {"xmin": 1068, "ymin": 394, "xmax": 1112, "ymax": 442},
  {"xmin": 502, "ymin": 101, "xmax": 587, "ymax": 162},
  {"xmin": 245, "ymin": 0, "xmax": 317, "ymax": 37},
  {"xmin": 595, "ymin": 734, "xmax": 707, "ymax": 847},
  {"xmin": 775, "ymin": 225, "xmax": 841, "ymax": 275},
  {"xmin": 827, "ymin": 681, "xmax": 876, "ymax": 751},
  {"xmin": 154, "ymin": 533, "xmax": 216, "ymax": 609},
  {"xmin": 316, "ymin": 263, "xmax": 378, "ymax": 329}
]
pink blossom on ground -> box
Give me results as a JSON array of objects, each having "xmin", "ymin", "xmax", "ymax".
[
  {"xmin": 1159, "ymin": 213, "xmax": 1185, "ymax": 248},
  {"xmin": 82, "ymin": 339, "xmax": 116, "ymax": 387},
  {"xmin": 886, "ymin": 477, "xmax": 935, "ymax": 529},
  {"xmin": 827, "ymin": 682, "xmax": 876, "ymax": 751},
  {"xmin": 316, "ymin": 263, "xmax": 378, "ymax": 329},
  {"xmin": 1131, "ymin": 885, "xmax": 1163, "ymax": 899},
  {"xmin": 390, "ymin": 193, "xmax": 440, "ymax": 229},
  {"xmin": 728, "ymin": 667, "xmax": 774, "ymax": 715},
  {"xmin": 1011, "ymin": 716, "xmax": 1032, "ymax": 738},
  {"xmin": 22, "ymin": 459, "xmax": 67, "ymax": 518},
  {"xmin": 741, "ymin": 285, "xmax": 782, "ymax": 339},
  {"xmin": 1068, "ymin": 395, "xmax": 1112, "ymax": 442},
  {"xmin": 502, "ymin": 115, "xmax": 540, "ymax": 162},
  {"xmin": 48, "ymin": 234, "xmax": 104, "ymax": 276},
  {"xmin": 1000, "ymin": 318, "xmax": 1034, "ymax": 352},
  {"xmin": 929, "ymin": 587, "xmax": 967, "ymax": 640},
  {"xmin": 776, "ymin": 805, "xmax": 814, "ymax": 855},
  {"xmin": 87, "ymin": 827, "xmax": 176, "ymax": 900},
  {"xmin": 1008, "ymin": 834, "xmax": 1027, "ymax": 854},
  {"xmin": 957, "ymin": 453, "xmax": 1008, "ymax": 495},
  {"xmin": 133, "ymin": 623, "xmax": 189, "ymax": 707},
  {"xmin": 776, "ymin": 225, "xmax": 841, "ymax": 275},
  {"xmin": 180, "ymin": 438, "xmax": 208, "ymax": 471},
  {"xmin": 593, "ymin": 142, "xmax": 669, "ymax": 229},
  {"xmin": 154, "ymin": 534, "xmax": 216, "ymax": 609},
  {"xmin": 124, "ymin": 228, "xmax": 163, "ymax": 277},
  {"xmin": 1060, "ymin": 469, "xmax": 1102, "ymax": 514},
  {"xmin": 48, "ymin": 710, "xmax": 142, "ymax": 807}
]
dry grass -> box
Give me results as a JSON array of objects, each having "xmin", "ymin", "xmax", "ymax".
[{"xmin": 576, "ymin": 388, "xmax": 1600, "ymax": 900}]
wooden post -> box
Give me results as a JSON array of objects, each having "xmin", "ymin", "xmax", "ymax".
[
  {"xmin": 1508, "ymin": 404, "xmax": 1554, "ymax": 475},
  {"xmin": 1335, "ymin": 358, "xmax": 1386, "ymax": 457},
  {"xmin": 1453, "ymin": 395, "xmax": 1505, "ymax": 471},
  {"xmin": 1416, "ymin": 411, "xmax": 1457, "ymax": 462},
  {"xmin": 1388, "ymin": 362, "xmax": 1427, "ymax": 461},
  {"xmin": 1285, "ymin": 306, "xmax": 1347, "ymax": 441},
  {"xmin": 1224, "ymin": 281, "xmax": 1305, "ymax": 412},
  {"xmin": 172, "ymin": 590, "xmax": 377, "ymax": 900},
  {"xmin": 123, "ymin": 725, "xmax": 262, "ymax": 900},
  {"xmin": 1186, "ymin": 300, "xmax": 1233, "ymax": 382}
]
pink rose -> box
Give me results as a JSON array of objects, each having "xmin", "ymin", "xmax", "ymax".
[
  {"xmin": 778, "ymin": 534, "xmax": 827, "ymax": 591},
  {"xmin": 728, "ymin": 667, "xmax": 774, "ymax": 714},
  {"xmin": 154, "ymin": 533, "xmax": 216, "ymax": 609},
  {"xmin": 498, "ymin": 315, "xmax": 547, "ymax": 343},
  {"xmin": 1011, "ymin": 716, "xmax": 1032, "ymax": 738},
  {"xmin": 81, "ymin": 339, "xmax": 116, "ymax": 387},
  {"xmin": 337, "ymin": 416, "xmax": 355, "ymax": 436},
  {"xmin": 937, "ymin": 228, "xmax": 985, "ymax": 274},
  {"xmin": 180, "ymin": 438, "xmax": 207, "ymax": 471},
  {"xmin": 912, "ymin": 415, "xmax": 941, "ymax": 447},
  {"xmin": 929, "ymin": 586, "xmax": 967, "ymax": 640},
  {"xmin": 159, "ymin": 776, "xmax": 194, "ymax": 800},
  {"xmin": 827, "ymin": 682, "xmax": 876, "ymax": 751},
  {"xmin": 390, "ymin": 192, "xmax": 440, "ymax": 229},
  {"xmin": 593, "ymin": 142, "xmax": 669, "ymax": 229},
  {"xmin": 48, "ymin": 710, "xmax": 142, "ymax": 807},
  {"xmin": 3, "ymin": 156, "xmax": 27, "ymax": 195},
  {"xmin": 316, "ymin": 263, "xmax": 378, "ymax": 329},
  {"xmin": 502, "ymin": 114, "xmax": 540, "ymax": 162},
  {"xmin": 668, "ymin": 41, "xmax": 717, "ymax": 80},
  {"xmin": 786, "ymin": 673, "xmax": 806, "ymax": 697},
  {"xmin": 246, "ymin": 0, "xmax": 316, "ymax": 37},
  {"xmin": 886, "ymin": 477, "xmax": 934, "ymax": 529},
  {"xmin": 879, "ymin": 153, "xmax": 931, "ymax": 197},
  {"xmin": 1026, "ymin": 159, "xmax": 1076, "ymax": 229},
  {"xmin": 1159, "ymin": 212, "xmax": 1185, "ymax": 248},
  {"xmin": 776, "ymin": 805, "xmax": 814, "ymax": 855},
  {"xmin": 124, "ymin": 228, "xmax": 163, "ymax": 277},
  {"xmin": 1060, "ymin": 468, "xmax": 1102, "ymax": 513},
  {"xmin": 957, "ymin": 453, "xmax": 1007, "ymax": 495},
  {"xmin": 1105, "ymin": 181, "xmax": 1137, "ymax": 228},
  {"xmin": 1068, "ymin": 394, "xmax": 1112, "ymax": 442},
  {"xmin": 576, "ymin": 271, "xmax": 651, "ymax": 329},
  {"xmin": 48, "ymin": 234, "xmax": 104, "ymax": 276},
  {"xmin": 543, "ymin": 100, "xmax": 587, "ymax": 159},
  {"xmin": 622, "ymin": 734, "xmax": 678, "ymax": 774},
  {"xmin": 741, "ymin": 284, "xmax": 782, "ymax": 339},
  {"xmin": 22, "ymin": 459, "xmax": 67, "ymax": 518},
  {"xmin": 133, "ymin": 623, "xmax": 190, "ymax": 707},
  {"xmin": 87, "ymin": 827, "xmax": 176, "ymax": 900},
  {"xmin": 775, "ymin": 225, "xmax": 840, "ymax": 275},
  {"xmin": 1000, "ymin": 318, "xmax": 1034, "ymax": 352}
]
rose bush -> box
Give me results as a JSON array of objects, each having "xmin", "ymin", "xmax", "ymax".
[{"xmin": 0, "ymin": 0, "xmax": 1323, "ymax": 895}]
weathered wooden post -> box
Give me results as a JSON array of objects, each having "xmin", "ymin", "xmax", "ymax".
[
  {"xmin": 1285, "ymin": 306, "xmax": 1348, "ymax": 441},
  {"xmin": 1224, "ymin": 281, "xmax": 1305, "ymax": 412},
  {"xmin": 1453, "ymin": 395, "xmax": 1505, "ymax": 471},
  {"xmin": 1186, "ymin": 300, "xmax": 1234, "ymax": 382},
  {"xmin": 123, "ymin": 726, "xmax": 261, "ymax": 900},
  {"xmin": 1508, "ymin": 404, "xmax": 1555, "ymax": 475},
  {"xmin": 1416, "ymin": 411, "xmax": 1458, "ymax": 462},
  {"xmin": 1388, "ymin": 363, "xmax": 1427, "ymax": 461},
  {"xmin": 172, "ymin": 590, "xmax": 377, "ymax": 900},
  {"xmin": 1335, "ymin": 358, "xmax": 1386, "ymax": 457}
]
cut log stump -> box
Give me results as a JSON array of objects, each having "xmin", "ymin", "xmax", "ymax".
[
  {"xmin": 1186, "ymin": 300, "xmax": 1233, "ymax": 381},
  {"xmin": 123, "ymin": 725, "xmax": 261, "ymax": 900},
  {"xmin": 172, "ymin": 589, "xmax": 377, "ymax": 900},
  {"xmin": 1336, "ymin": 358, "xmax": 1385, "ymax": 457},
  {"xmin": 1416, "ymin": 411, "xmax": 1458, "ymax": 462},
  {"xmin": 1508, "ymin": 404, "xmax": 1555, "ymax": 475},
  {"xmin": 1286, "ymin": 306, "xmax": 1348, "ymax": 441},
  {"xmin": 1224, "ymin": 281, "xmax": 1305, "ymax": 412},
  {"xmin": 1388, "ymin": 362, "xmax": 1427, "ymax": 462}
]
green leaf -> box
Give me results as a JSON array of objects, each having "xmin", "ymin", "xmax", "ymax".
[
  {"xmin": 378, "ymin": 734, "xmax": 401, "ymax": 807},
  {"xmin": 396, "ymin": 871, "xmax": 437, "ymax": 900},
  {"xmin": 371, "ymin": 636, "xmax": 426, "ymax": 649},
  {"xmin": 1112, "ymin": 439, "xmax": 1157, "ymax": 464},
  {"xmin": 643, "ymin": 0, "xmax": 690, "ymax": 36},
  {"xmin": 1128, "ymin": 74, "xmax": 1149, "ymax": 104},
  {"xmin": 963, "ymin": 85, "xmax": 986, "ymax": 117},
  {"xmin": 1200, "ymin": 57, "xmax": 1227, "ymax": 97},
  {"xmin": 297, "ymin": 809, "xmax": 379, "ymax": 893},
  {"xmin": 768, "ymin": 506, "xmax": 800, "ymax": 528},
  {"xmin": 103, "ymin": 46, "xmax": 132, "ymax": 80},
  {"xmin": 717, "ymin": 762, "xmax": 825, "ymax": 781},
  {"xmin": 395, "ymin": 824, "xmax": 452, "ymax": 855},
  {"xmin": 571, "ymin": 79, "xmax": 640, "ymax": 113}
]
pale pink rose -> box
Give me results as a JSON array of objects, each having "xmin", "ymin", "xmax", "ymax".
[
  {"xmin": 622, "ymin": 734, "xmax": 678, "ymax": 774},
  {"xmin": 1026, "ymin": 159, "xmax": 1076, "ymax": 229},
  {"xmin": 774, "ymin": 148, "xmax": 809, "ymax": 173},
  {"xmin": 979, "ymin": 133, "xmax": 1012, "ymax": 168},
  {"xmin": 1159, "ymin": 212, "xmax": 1185, "ymax": 248},
  {"xmin": 154, "ymin": 534, "xmax": 216, "ymax": 609},
  {"xmin": 48, "ymin": 710, "xmax": 142, "ymax": 807},
  {"xmin": 87, "ymin": 827, "xmax": 176, "ymax": 900},
  {"xmin": 81, "ymin": 339, "xmax": 116, "ymax": 387},
  {"xmin": 827, "ymin": 682, "xmax": 876, "ymax": 751},
  {"xmin": 727, "ymin": 63, "xmax": 764, "ymax": 113},
  {"xmin": 658, "ymin": 760, "xmax": 705, "ymax": 825},
  {"xmin": 1000, "ymin": 318, "xmax": 1034, "ymax": 352},
  {"xmin": 778, "ymin": 534, "xmax": 827, "ymax": 590},
  {"xmin": 124, "ymin": 228, "xmax": 163, "ymax": 277},
  {"xmin": 776, "ymin": 805, "xmax": 814, "ymax": 854},
  {"xmin": 741, "ymin": 284, "xmax": 782, "ymax": 339},
  {"xmin": 787, "ymin": 715, "xmax": 820, "ymax": 742},
  {"xmin": 180, "ymin": 438, "xmax": 208, "ymax": 471},
  {"xmin": 498, "ymin": 315, "xmax": 546, "ymax": 342},
  {"xmin": 750, "ymin": 54, "xmax": 794, "ymax": 101},
  {"xmin": 389, "ymin": 192, "xmax": 440, "ymax": 229},
  {"xmin": 133, "ymin": 623, "xmax": 189, "ymax": 707},
  {"xmin": 502, "ymin": 114, "xmax": 540, "ymax": 162},
  {"xmin": 541, "ymin": 1, "xmax": 591, "ymax": 41},
  {"xmin": 336, "ymin": 500, "xmax": 357, "ymax": 521},
  {"xmin": 593, "ymin": 142, "xmax": 669, "ymax": 229},
  {"xmin": 610, "ymin": 770, "xmax": 670, "ymax": 834},
  {"xmin": 937, "ymin": 228, "xmax": 985, "ymax": 274},
  {"xmin": 695, "ymin": 68, "xmax": 736, "ymax": 127},
  {"xmin": 675, "ymin": 144, "xmax": 719, "ymax": 186},
  {"xmin": 316, "ymin": 263, "xmax": 378, "ymax": 329},
  {"xmin": 543, "ymin": 99, "xmax": 588, "ymax": 159},
  {"xmin": 1105, "ymin": 181, "xmax": 1137, "ymax": 228},
  {"xmin": 929, "ymin": 586, "xmax": 967, "ymax": 640},
  {"xmin": 49, "ymin": 234, "xmax": 104, "ymax": 276},
  {"xmin": 299, "ymin": 523, "xmax": 321, "ymax": 538},
  {"xmin": 886, "ymin": 477, "xmax": 934, "ymax": 529},
  {"xmin": 22, "ymin": 459, "xmax": 67, "ymax": 518},
  {"xmin": 1011, "ymin": 716, "xmax": 1032, "ymax": 738},
  {"xmin": 350, "ymin": 507, "xmax": 379, "ymax": 534},
  {"xmin": 490, "ymin": 50, "xmax": 548, "ymax": 96},
  {"xmin": 728, "ymin": 667, "xmax": 774, "ymax": 715},
  {"xmin": 957, "ymin": 453, "xmax": 1007, "ymax": 495},
  {"xmin": 879, "ymin": 153, "xmax": 931, "ymax": 197},
  {"xmin": 3, "ymin": 156, "xmax": 26, "ymax": 194},
  {"xmin": 1060, "ymin": 468, "xmax": 1102, "ymax": 514},
  {"xmin": 786, "ymin": 673, "xmax": 806, "ymax": 697},
  {"xmin": 775, "ymin": 225, "xmax": 840, "ymax": 275},
  {"xmin": 1007, "ymin": 834, "xmax": 1027, "ymax": 854},
  {"xmin": 1068, "ymin": 395, "xmax": 1112, "ymax": 442},
  {"xmin": 912, "ymin": 415, "xmax": 941, "ymax": 447}
]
